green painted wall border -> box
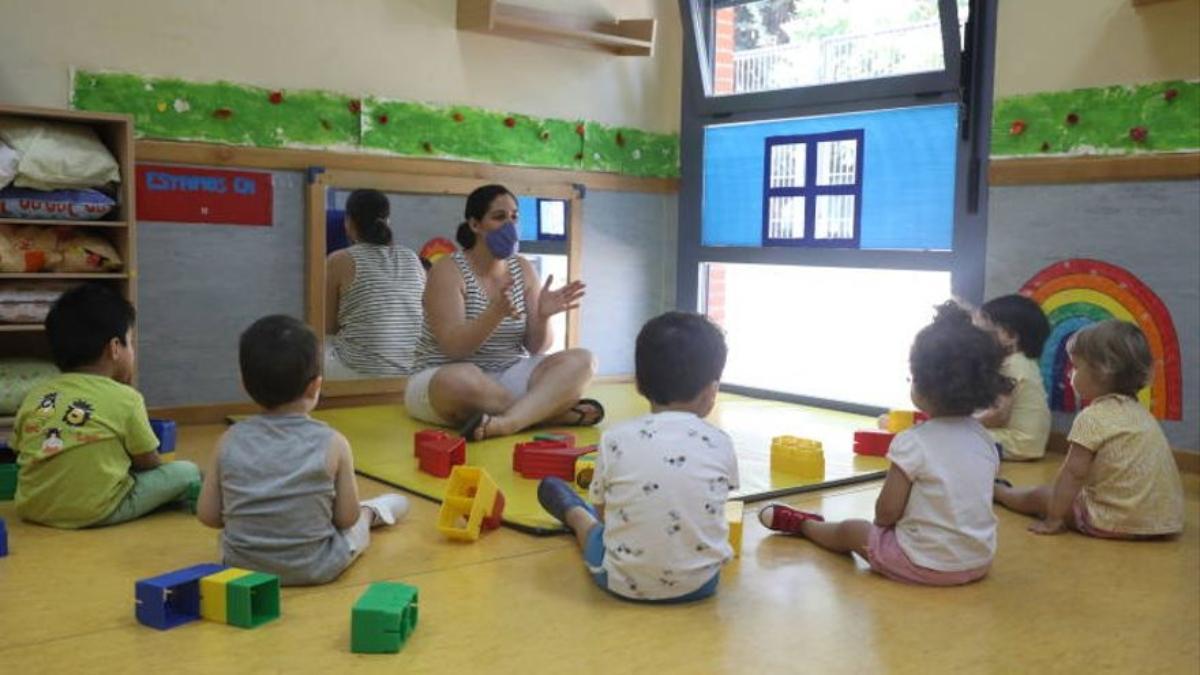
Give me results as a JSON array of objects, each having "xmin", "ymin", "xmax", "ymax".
[
  {"xmin": 70, "ymin": 70, "xmax": 1197, "ymax": 171},
  {"xmin": 991, "ymin": 80, "xmax": 1199, "ymax": 157},
  {"xmin": 71, "ymin": 70, "xmax": 679, "ymax": 178}
]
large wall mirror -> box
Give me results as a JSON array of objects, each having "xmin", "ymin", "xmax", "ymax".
[{"xmin": 305, "ymin": 169, "xmax": 583, "ymax": 399}]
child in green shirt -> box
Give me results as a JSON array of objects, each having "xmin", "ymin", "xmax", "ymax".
[{"xmin": 12, "ymin": 284, "xmax": 200, "ymax": 528}]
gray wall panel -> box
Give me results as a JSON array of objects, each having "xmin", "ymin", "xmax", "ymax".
[
  {"xmin": 985, "ymin": 180, "xmax": 1200, "ymax": 450},
  {"xmin": 580, "ymin": 191, "xmax": 678, "ymax": 375},
  {"xmin": 137, "ymin": 170, "xmax": 305, "ymax": 407}
]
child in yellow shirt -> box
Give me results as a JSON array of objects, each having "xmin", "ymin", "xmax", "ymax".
[
  {"xmin": 995, "ymin": 320, "xmax": 1184, "ymax": 538},
  {"xmin": 975, "ymin": 294, "xmax": 1052, "ymax": 461},
  {"xmin": 11, "ymin": 284, "xmax": 200, "ymax": 528}
]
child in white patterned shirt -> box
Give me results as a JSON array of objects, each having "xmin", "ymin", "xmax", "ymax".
[{"xmin": 537, "ymin": 312, "xmax": 738, "ymax": 602}]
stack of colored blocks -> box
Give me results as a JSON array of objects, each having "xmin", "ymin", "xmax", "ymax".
[
  {"xmin": 150, "ymin": 418, "xmax": 177, "ymax": 462},
  {"xmin": 513, "ymin": 436, "xmax": 595, "ymax": 480},
  {"xmin": 351, "ymin": 582, "xmax": 419, "ymax": 653},
  {"xmin": 135, "ymin": 563, "xmax": 280, "ymax": 630},
  {"xmin": 770, "ymin": 436, "xmax": 825, "ymax": 480},
  {"xmin": 414, "ymin": 429, "xmax": 466, "ymax": 478},
  {"xmin": 436, "ymin": 466, "xmax": 505, "ymax": 541},
  {"xmin": 854, "ymin": 409, "xmax": 928, "ymax": 457},
  {"xmin": 0, "ymin": 463, "xmax": 16, "ymax": 501},
  {"xmin": 725, "ymin": 501, "xmax": 744, "ymax": 558},
  {"xmin": 200, "ymin": 567, "xmax": 281, "ymax": 628}
]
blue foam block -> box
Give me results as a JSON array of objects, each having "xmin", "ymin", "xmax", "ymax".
[
  {"xmin": 149, "ymin": 419, "xmax": 177, "ymax": 454},
  {"xmin": 1, "ymin": 517, "xmax": 8, "ymax": 557},
  {"xmin": 135, "ymin": 563, "xmax": 226, "ymax": 630}
]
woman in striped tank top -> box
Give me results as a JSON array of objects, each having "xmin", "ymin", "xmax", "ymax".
[
  {"xmin": 325, "ymin": 190, "xmax": 426, "ymax": 378},
  {"xmin": 405, "ymin": 185, "xmax": 603, "ymax": 440}
]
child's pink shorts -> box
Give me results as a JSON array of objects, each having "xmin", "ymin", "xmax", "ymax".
[
  {"xmin": 1071, "ymin": 495, "xmax": 1174, "ymax": 540},
  {"xmin": 866, "ymin": 526, "xmax": 990, "ymax": 586}
]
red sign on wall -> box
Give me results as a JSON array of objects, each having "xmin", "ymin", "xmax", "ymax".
[{"xmin": 136, "ymin": 164, "xmax": 273, "ymax": 225}]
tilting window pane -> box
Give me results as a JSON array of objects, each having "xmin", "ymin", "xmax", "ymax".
[
  {"xmin": 708, "ymin": 0, "xmax": 951, "ymax": 97},
  {"xmin": 703, "ymin": 104, "xmax": 957, "ymax": 250}
]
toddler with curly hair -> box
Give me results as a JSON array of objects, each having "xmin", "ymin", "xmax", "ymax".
[{"xmin": 758, "ymin": 301, "xmax": 1012, "ymax": 586}]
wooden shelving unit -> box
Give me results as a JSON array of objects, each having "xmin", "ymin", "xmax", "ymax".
[
  {"xmin": 456, "ymin": 0, "xmax": 655, "ymax": 56},
  {"xmin": 0, "ymin": 217, "xmax": 128, "ymax": 228},
  {"xmin": 0, "ymin": 104, "xmax": 136, "ymax": 369}
]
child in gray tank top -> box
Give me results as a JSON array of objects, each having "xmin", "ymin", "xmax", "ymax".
[{"xmin": 197, "ymin": 315, "xmax": 410, "ymax": 585}]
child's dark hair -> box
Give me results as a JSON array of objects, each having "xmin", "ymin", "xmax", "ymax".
[
  {"xmin": 345, "ymin": 189, "xmax": 392, "ymax": 246},
  {"xmin": 910, "ymin": 301, "xmax": 1013, "ymax": 416},
  {"xmin": 239, "ymin": 315, "xmax": 320, "ymax": 409},
  {"xmin": 455, "ymin": 184, "xmax": 515, "ymax": 250},
  {"xmin": 635, "ymin": 312, "xmax": 727, "ymax": 406},
  {"xmin": 1067, "ymin": 320, "xmax": 1152, "ymax": 397},
  {"xmin": 979, "ymin": 294, "xmax": 1050, "ymax": 359},
  {"xmin": 44, "ymin": 283, "xmax": 135, "ymax": 372}
]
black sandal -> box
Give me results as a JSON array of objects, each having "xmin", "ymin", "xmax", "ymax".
[
  {"xmin": 458, "ymin": 411, "xmax": 490, "ymax": 442},
  {"xmin": 567, "ymin": 398, "xmax": 605, "ymax": 427}
]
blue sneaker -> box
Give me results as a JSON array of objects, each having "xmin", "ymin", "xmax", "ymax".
[{"xmin": 537, "ymin": 477, "xmax": 595, "ymax": 526}]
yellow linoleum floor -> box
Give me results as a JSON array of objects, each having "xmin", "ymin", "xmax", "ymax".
[{"xmin": 1, "ymin": 423, "xmax": 1197, "ymax": 674}]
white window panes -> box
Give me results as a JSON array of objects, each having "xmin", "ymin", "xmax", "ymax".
[
  {"xmin": 769, "ymin": 142, "xmax": 806, "ymax": 188},
  {"xmin": 813, "ymin": 194, "xmax": 856, "ymax": 239},
  {"xmin": 767, "ymin": 196, "xmax": 806, "ymax": 239},
  {"xmin": 538, "ymin": 199, "xmax": 566, "ymax": 238},
  {"xmin": 816, "ymin": 139, "xmax": 858, "ymax": 185}
]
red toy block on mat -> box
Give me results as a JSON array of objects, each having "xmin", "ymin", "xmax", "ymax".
[
  {"xmin": 513, "ymin": 439, "xmax": 596, "ymax": 480},
  {"xmin": 415, "ymin": 430, "xmax": 466, "ymax": 478},
  {"xmin": 853, "ymin": 430, "xmax": 894, "ymax": 457}
]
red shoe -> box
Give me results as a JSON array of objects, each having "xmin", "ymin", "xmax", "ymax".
[{"xmin": 758, "ymin": 503, "xmax": 824, "ymax": 534}]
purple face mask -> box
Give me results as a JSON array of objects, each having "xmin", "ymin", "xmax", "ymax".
[{"xmin": 485, "ymin": 222, "xmax": 519, "ymax": 259}]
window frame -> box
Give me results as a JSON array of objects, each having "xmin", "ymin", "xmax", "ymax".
[
  {"xmin": 677, "ymin": 0, "xmax": 998, "ymax": 412},
  {"xmin": 686, "ymin": 0, "xmax": 966, "ymax": 116},
  {"xmin": 761, "ymin": 129, "xmax": 864, "ymax": 248}
]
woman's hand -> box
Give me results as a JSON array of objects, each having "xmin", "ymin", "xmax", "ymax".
[
  {"xmin": 487, "ymin": 279, "xmax": 523, "ymax": 320},
  {"xmin": 536, "ymin": 275, "xmax": 585, "ymax": 320}
]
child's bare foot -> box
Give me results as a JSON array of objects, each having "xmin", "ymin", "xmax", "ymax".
[{"xmin": 758, "ymin": 503, "xmax": 825, "ymax": 535}]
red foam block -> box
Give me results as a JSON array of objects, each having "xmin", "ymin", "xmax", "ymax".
[
  {"xmin": 853, "ymin": 430, "xmax": 894, "ymax": 457},
  {"xmin": 415, "ymin": 429, "xmax": 466, "ymax": 478}
]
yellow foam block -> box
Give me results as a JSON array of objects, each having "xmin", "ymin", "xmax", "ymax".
[
  {"xmin": 770, "ymin": 436, "xmax": 825, "ymax": 480},
  {"xmin": 573, "ymin": 452, "xmax": 597, "ymax": 492},
  {"xmin": 725, "ymin": 501, "xmax": 744, "ymax": 558},
  {"xmin": 886, "ymin": 410, "xmax": 917, "ymax": 433},
  {"xmin": 200, "ymin": 568, "xmax": 252, "ymax": 623},
  {"xmin": 437, "ymin": 466, "xmax": 501, "ymax": 541}
]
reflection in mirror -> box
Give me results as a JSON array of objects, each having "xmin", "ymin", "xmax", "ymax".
[
  {"xmin": 320, "ymin": 188, "xmax": 573, "ymax": 384},
  {"xmin": 323, "ymin": 189, "xmax": 447, "ymax": 381}
]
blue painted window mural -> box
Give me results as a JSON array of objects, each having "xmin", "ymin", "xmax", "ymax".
[
  {"xmin": 762, "ymin": 130, "xmax": 863, "ymax": 247},
  {"xmin": 703, "ymin": 104, "xmax": 958, "ymax": 250},
  {"xmin": 516, "ymin": 196, "xmax": 539, "ymax": 242}
]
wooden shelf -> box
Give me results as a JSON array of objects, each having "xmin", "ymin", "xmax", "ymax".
[
  {"xmin": 0, "ymin": 218, "xmax": 128, "ymax": 228},
  {"xmin": 0, "ymin": 272, "xmax": 127, "ymax": 280},
  {"xmin": 0, "ymin": 324, "xmax": 44, "ymax": 332},
  {"xmin": 457, "ymin": 0, "xmax": 655, "ymax": 56}
]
